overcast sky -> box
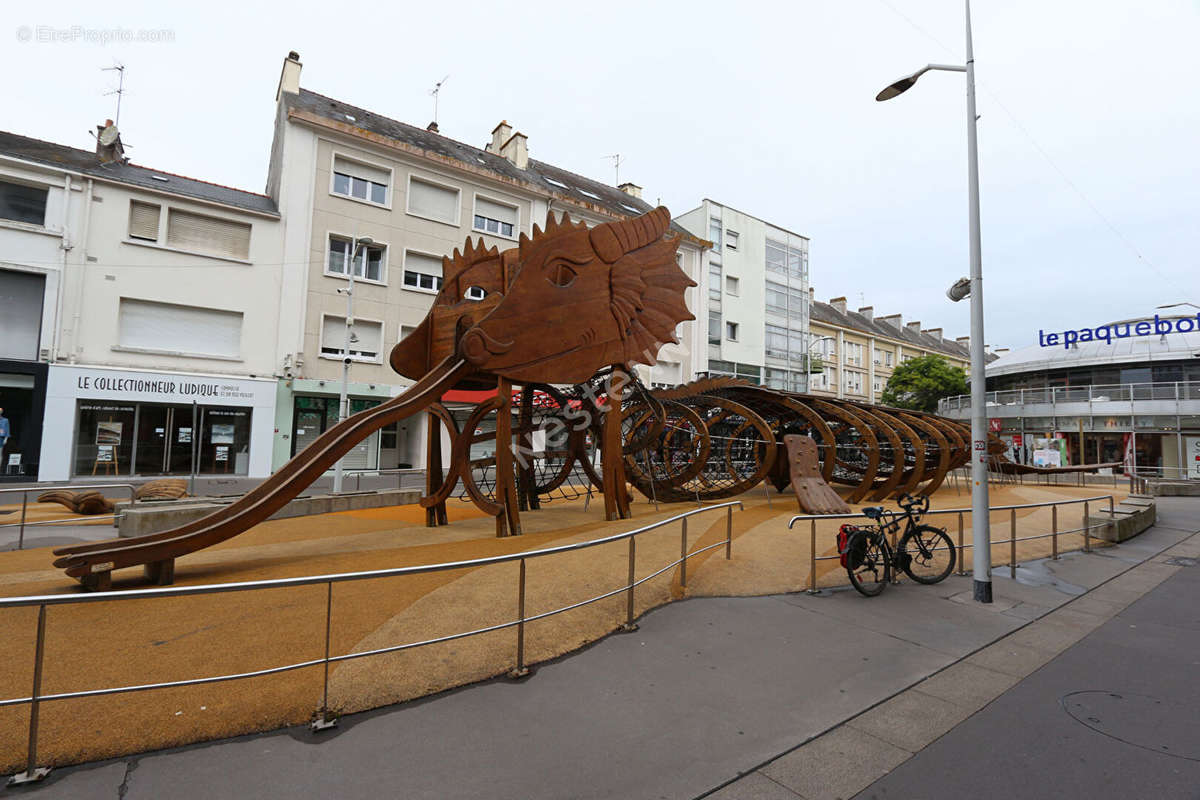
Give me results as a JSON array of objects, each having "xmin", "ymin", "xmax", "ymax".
[{"xmin": 5, "ymin": 1, "xmax": 1197, "ymax": 350}]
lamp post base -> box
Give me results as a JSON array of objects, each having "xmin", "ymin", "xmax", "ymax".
[{"xmin": 973, "ymin": 579, "xmax": 992, "ymax": 603}]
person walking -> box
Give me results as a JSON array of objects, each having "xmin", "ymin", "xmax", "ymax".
[{"xmin": 0, "ymin": 407, "xmax": 9, "ymax": 473}]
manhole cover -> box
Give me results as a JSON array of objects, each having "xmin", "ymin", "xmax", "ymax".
[
  {"xmin": 1165, "ymin": 556, "xmax": 1198, "ymax": 567},
  {"xmin": 1063, "ymin": 691, "xmax": 1200, "ymax": 761}
]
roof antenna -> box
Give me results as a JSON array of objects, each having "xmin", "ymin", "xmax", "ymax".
[
  {"xmin": 102, "ymin": 63, "xmax": 126, "ymax": 127},
  {"xmin": 603, "ymin": 153, "xmax": 623, "ymax": 185},
  {"xmin": 429, "ymin": 74, "xmax": 450, "ymax": 128}
]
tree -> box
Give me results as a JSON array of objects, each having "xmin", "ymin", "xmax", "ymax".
[{"xmin": 880, "ymin": 354, "xmax": 968, "ymax": 412}]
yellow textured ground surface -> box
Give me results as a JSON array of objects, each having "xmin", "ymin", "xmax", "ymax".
[{"xmin": 0, "ymin": 482, "xmax": 1123, "ymax": 773}]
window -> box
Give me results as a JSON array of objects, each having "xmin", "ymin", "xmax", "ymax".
[
  {"xmin": 726, "ymin": 230, "xmax": 739, "ymax": 250},
  {"xmin": 0, "ymin": 180, "xmax": 48, "ymax": 226},
  {"xmin": 472, "ymin": 196, "xmax": 517, "ymax": 238},
  {"xmin": 128, "ymin": 201, "xmax": 161, "ymax": 241},
  {"xmin": 885, "ymin": 351, "xmax": 894, "ymax": 366},
  {"xmin": 400, "ymin": 325, "xmax": 416, "ymax": 340},
  {"xmin": 117, "ymin": 298, "xmax": 243, "ymax": 359},
  {"xmin": 166, "ymin": 209, "xmax": 251, "ymax": 260},
  {"xmin": 407, "ymin": 176, "xmax": 459, "ymax": 224},
  {"xmin": 708, "ymin": 312, "xmax": 722, "ymax": 346},
  {"xmin": 709, "ymin": 262, "xmax": 722, "ymax": 300},
  {"xmin": 844, "ymin": 342, "xmax": 863, "ymax": 366},
  {"xmin": 765, "ymin": 282, "xmax": 788, "ymax": 316},
  {"xmin": 327, "ymin": 236, "xmax": 385, "ymax": 282},
  {"xmin": 321, "ymin": 315, "xmax": 383, "ymax": 361},
  {"xmin": 810, "ymin": 369, "xmax": 830, "ymax": 391},
  {"xmin": 726, "ymin": 321, "xmax": 738, "ymax": 341},
  {"xmin": 765, "ymin": 237, "xmax": 806, "ymax": 281},
  {"xmin": 332, "ymin": 155, "xmax": 389, "ymax": 205},
  {"xmin": 844, "ymin": 369, "xmax": 863, "ymax": 394},
  {"xmin": 725, "ymin": 276, "xmax": 739, "ymax": 295},
  {"xmin": 873, "ymin": 376, "xmax": 883, "ymax": 394},
  {"xmin": 766, "ymin": 324, "xmax": 788, "ymax": 358},
  {"xmin": 0, "ymin": 269, "xmax": 45, "ymax": 360},
  {"xmin": 402, "ymin": 251, "xmax": 444, "ymax": 293},
  {"xmin": 708, "ymin": 216, "xmax": 722, "ymax": 249}
]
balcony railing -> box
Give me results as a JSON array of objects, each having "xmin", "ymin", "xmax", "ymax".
[{"xmin": 939, "ymin": 381, "xmax": 1200, "ymax": 414}]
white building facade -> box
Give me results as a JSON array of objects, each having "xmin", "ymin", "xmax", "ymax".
[
  {"xmin": 0, "ymin": 127, "xmax": 284, "ymax": 481},
  {"xmin": 676, "ymin": 200, "xmax": 810, "ymax": 389}
]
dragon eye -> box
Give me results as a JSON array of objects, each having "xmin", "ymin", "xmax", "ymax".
[{"xmin": 547, "ymin": 262, "xmax": 578, "ymax": 288}]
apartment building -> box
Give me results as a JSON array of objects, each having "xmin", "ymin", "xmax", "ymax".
[
  {"xmin": 675, "ymin": 200, "xmax": 810, "ymax": 390},
  {"xmin": 265, "ymin": 52, "xmax": 707, "ymax": 472},
  {"xmin": 0, "ymin": 127, "xmax": 283, "ymax": 481},
  {"xmin": 807, "ymin": 293, "xmax": 972, "ymax": 404}
]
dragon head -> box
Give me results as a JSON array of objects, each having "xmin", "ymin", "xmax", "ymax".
[{"xmin": 458, "ymin": 206, "xmax": 694, "ymax": 384}]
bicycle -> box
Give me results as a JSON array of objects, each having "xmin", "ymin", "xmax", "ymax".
[{"xmin": 838, "ymin": 493, "xmax": 957, "ymax": 597}]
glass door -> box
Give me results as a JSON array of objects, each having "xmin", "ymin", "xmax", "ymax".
[{"xmin": 135, "ymin": 405, "xmax": 170, "ymax": 475}]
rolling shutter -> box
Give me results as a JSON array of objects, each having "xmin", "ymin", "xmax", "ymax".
[
  {"xmin": 407, "ymin": 177, "xmax": 458, "ymax": 223},
  {"xmin": 118, "ymin": 298, "xmax": 243, "ymax": 358},
  {"xmin": 322, "ymin": 316, "xmax": 382, "ymax": 360},
  {"xmin": 127, "ymin": 201, "xmax": 161, "ymax": 241},
  {"xmin": 333, "ymin": 156, "xmax": 390, "ymax": 186},
  {"xmin": 404, "ymin": 251, "xmax": 443, "ymax": 277},
  {"xmin": 166, "ymin": 210, "xmax": 252, "ymax": 260},
  {"xmin": 474, "ymin": 197, "xmax": 517, "ymax": 225}
]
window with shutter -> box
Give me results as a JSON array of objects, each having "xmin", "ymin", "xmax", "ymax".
[
  {"xmin": 321, "ymin": 315, "xmax": 383, "ymax": 361},
  {"xmin": 166, "ymin": 209, "xmax": 252, "ymax": 260},
  {"xmin": 402, "ymin": 251, "xmax": 444, "ymax": 293},
  {"xmin": 472, "ymin": 196, "xmax": 518, "ymax": 237},
  {"xmin": 332, "ymin": 155, "xmax": 390, "ymax": 205},
  {"xmin": 128, "ymin": 201, "xmax": 161, "ymax": 241},
  {"xmin": 406, "ymin": 177, "xmax": 459, "ymax": 223},
  {"xmin": 117, "ymin": 298, "xmax": 243, "ymax": 358}
]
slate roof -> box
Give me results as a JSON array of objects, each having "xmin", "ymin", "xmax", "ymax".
[
  {"xmin": 284, "ymin": 89, "xmax": 703, "ymax": 242},
  {"xmin": 810, "ymin": 298, "xmax": 989, "ymax": 362},
  {"xmin": 0, "ymin": 129, "xmax": 278, "ymax": 216}
]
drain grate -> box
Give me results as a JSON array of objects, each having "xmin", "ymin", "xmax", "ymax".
[
  {"xmin": 1164, "ymin": 556, "xmax": 1198, "ymax": 567},
  {"xmin": 1063, "ymin": 691, "xmax": 1200, "ymax": 761}
]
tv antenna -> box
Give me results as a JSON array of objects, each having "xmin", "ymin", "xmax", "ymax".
[
  {"xmin": 604, "ymin": 153, "xmax": 623, "ymax": 185},
  {"xmin": 102, "ymin": 63, "xmax": 126, "ymax": 127},
  {"xmin": 429, "ymin": 74, "xmax": 450, "ymax": 126}
]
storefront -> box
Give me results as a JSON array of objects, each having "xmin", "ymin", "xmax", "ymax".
[
  {"xmin": 39, "ymin": 365, "xmax": 277, "ymax": 481},
  {"xmin": 272, "ymin": 378, "xmax": 424, "ymax": 473},
  {"xmin": 0, "ymin": 361, "xmax": 48, "ymax": 480}
]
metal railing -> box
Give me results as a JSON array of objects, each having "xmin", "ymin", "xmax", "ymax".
[
  {"xmin": 939, "ymin": 380, "xmax": 1200, "ymax": 413},
  {"xmin": 0, "ymin": 500, "xmax": 742, "ymax": 784},
  {"xmin": 788, "ymin": 495, "xmax": 1117, "ymax": 593},
  {"xmin": 0, "ymin": 484, "xmax": 137, "ymax": 551},
  {"xmin": 340, "ymin": 467, "xmax": 425, "ymax": 493}
]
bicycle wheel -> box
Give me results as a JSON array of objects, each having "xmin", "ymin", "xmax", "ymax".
[
  {"xmin": 898, "ymin": 525, "xmax": 956, "ymax": 584},
  {"xmin": 847, "ymin": 534, "xmax": 891, "ymax": 597}
]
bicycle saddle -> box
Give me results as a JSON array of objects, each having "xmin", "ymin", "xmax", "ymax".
[{"xmin": 862, "ymin": 506, "xmax": 884, "ymax": 520}]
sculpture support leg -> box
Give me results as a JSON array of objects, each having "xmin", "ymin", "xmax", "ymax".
[
  {"xmin": 494, "ymin": 378, "xmax": 522, "ymax": 537},
  {"xmin": 602, "ymin": 368, "xmax": 632, "ymax": 521},
  {"xmin": 516, "ymin": 386, "xmax": 539, "ymax": 512},
  {"xmin": 425, "ymin": 411, "xmax": 448, "ymax": 527}
]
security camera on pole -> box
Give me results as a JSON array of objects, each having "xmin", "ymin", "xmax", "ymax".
[
  {"xmin": 877, "ymin": 0, "xmax": 992, "ymax": 602},
  {"xmin": 332, "ymin": 236, "xmax": 373, "ymax": 495}
]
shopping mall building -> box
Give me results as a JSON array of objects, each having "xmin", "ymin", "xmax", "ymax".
[{"xmin": 939, "ymin": 311, "xmax": 1200, "ymax": 480}]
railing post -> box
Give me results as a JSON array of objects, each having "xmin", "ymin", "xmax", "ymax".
[
  {"xmin": 957, "ymin": 511, "xmax": 966, "ymax": 575},
  {"xmin": 509, "ymin": 558, "xmax": 530, "ymax": 678},
  {"xmin": 621, "ymin": 536, "xmax": 638, "ymax": 632},
  {"xmin": 311, "ymin": 581, "xmax": 337, "ymax": 731},
  {"xmin": 680, "ymin": 517, "xmax": 688, "ymax": 589},
  {"xmin": 1009, "ymin": 508, "xmax": 1017, "ymax": 579},
  {"xmin": 1051, "ymin": 504, "xmax": 1059, "ymax": 560},
  {"xmin": 725, "ymin": 506, "xmax": 732, "ymax": 560},
  {"xmin": 807, "ymin": 518, "xmax": 818, "ymax": 594},
  {"xmin": 9, "ymin": 604, "xmax": 50, "ymax": 785},
  {"xmin": 1084, "ymin": 501, "xmax": 1091, "ymax": 553},
  {"xmin": 18, "ymin": 491, "xmax": 28, "ymax": 551}
]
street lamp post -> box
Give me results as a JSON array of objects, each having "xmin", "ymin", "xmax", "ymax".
[
  {"xmin": 877, "ymin": 0, "xmax": 992, "ymax": 602},
  {"xmin": 332, "ymin": 236, "xmax": 373, "ymax": 495}
]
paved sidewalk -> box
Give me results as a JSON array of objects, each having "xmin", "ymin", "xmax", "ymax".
[{"xmin": 9, "ymin": 498, "xmax": 1198, "ymax": 800}]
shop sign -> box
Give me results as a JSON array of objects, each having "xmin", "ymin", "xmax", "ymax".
[
  {"xmin": 1040, "ymin": 313, "xmax": 1200, "ymax": 349},
  {"xmin": 988, "ymin": 418, "xmax": 1002, "ymax": 433},
  {"xmin": 1188, "ymin": 437, "xmax": 1200, "ymax": 480}
]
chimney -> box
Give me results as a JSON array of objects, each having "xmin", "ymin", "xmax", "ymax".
[
  {"xmin": 857, "ymin": 306, "xmax": 874, "ymax": 319},
  {"xmin": 809, "ymin": 287, "xmax": 815, "ymax": 300},
  {"xmin": 277, "ymin": 51, "xmax": 302, "ymax": 101},
  {"xmin": 922, "ymin": 327, "xmax": 943, "ymax": 340},
  {"xmin": 618, "ymin": 182, "xmax": 643, "ymax": 199},
  {"xmin": 486, "ymin": 120, "xmax": 512, "ymax": 154},
  {"xmin": 426, "ymin": 121, "xmax": 439, "ymax": 133},
  {"xmin": 956, "ymin": 336, "xmax": 970, "ymax": 349},
  {"xmin": 994, "ymin": 347, "xmax": 1010, "ymax": 356},
  {"xmin": 878, "ymin": 313, "xmax": 903, "ymax": 330},
  {"xmin": 906, "ymin": 320, "xmax": 922, "ymax": 333},
  {"xmin": 499, "ymin": 130, "xmax": 529, "ymax": 169},
  {"xmin": 829, "ymin": 296, "xmax": 847, "ymax": 315},
  {"xmin": 95, "ymin": 119, "xmax": 125, "ymax": 164}
]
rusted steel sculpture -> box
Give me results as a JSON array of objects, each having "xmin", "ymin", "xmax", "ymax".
[{"xmin": 53, "ymin": 207, "xmax": 694, "ymax": 588}]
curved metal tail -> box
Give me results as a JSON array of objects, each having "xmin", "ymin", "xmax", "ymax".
[{"xmin": 53, "ymin": 357, "xmax": 471, "ymax": 580}]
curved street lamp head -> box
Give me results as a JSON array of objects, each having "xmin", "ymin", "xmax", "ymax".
[{"xmin": 876, "ymin": 64, "xmax": 967, "ymax": 101}]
